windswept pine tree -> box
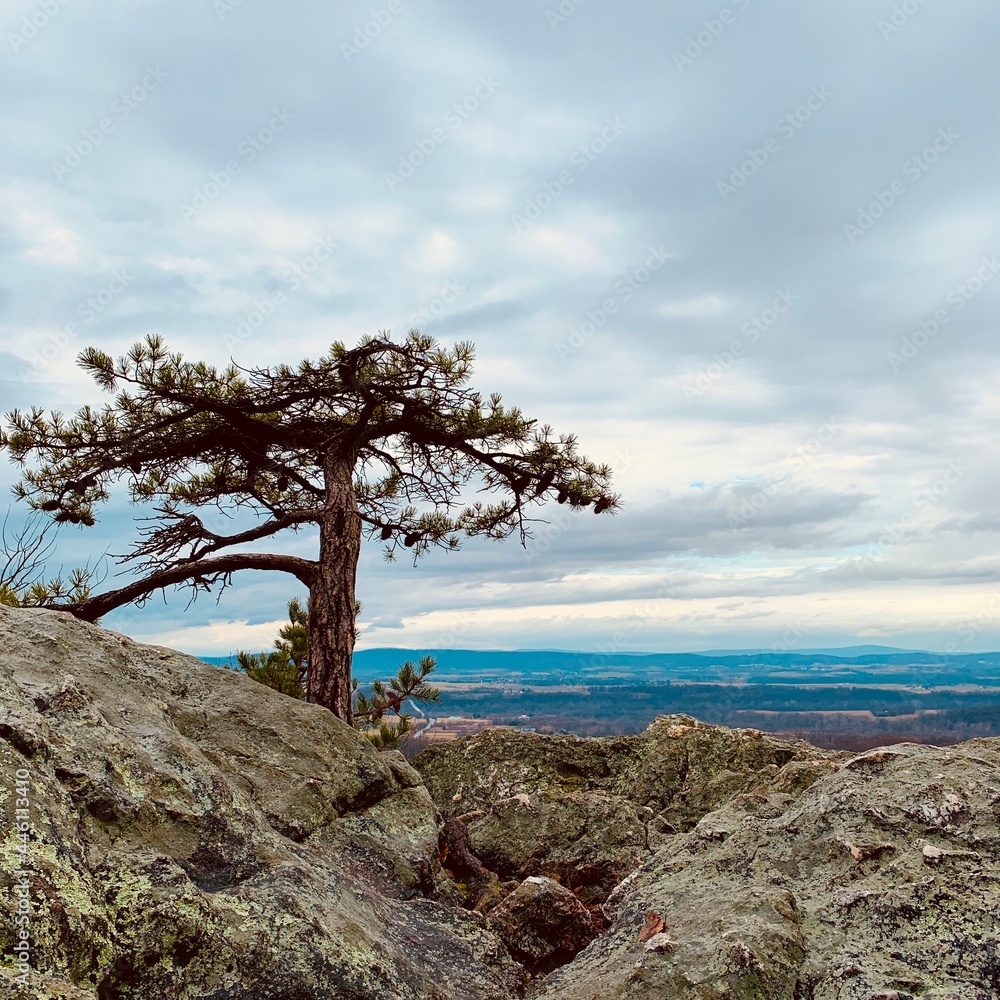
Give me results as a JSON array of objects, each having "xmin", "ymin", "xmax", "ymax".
[{"xmin": 0, "ymin": 332, "xmax": 619, "ymax": 722}]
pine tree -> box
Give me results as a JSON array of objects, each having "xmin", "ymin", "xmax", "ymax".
[
  {"xmin": 352, "ymin": 656, "xmax": 441, "ymax": 751},
  {"xmin": 235, "ymin": 597, "xmax": 310, "ymax": 699},
  {"xmin": 236, "ymin": 597, "xmax": 440, "ymax": 750},
  {"xmin": 0, "ymin": 332, "xmax": 619, "ymax": 722}
]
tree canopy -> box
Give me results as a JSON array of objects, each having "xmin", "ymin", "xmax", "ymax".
[{"xmin": 0, "ymin": 331, "xmax": 619, "ymax": 721}]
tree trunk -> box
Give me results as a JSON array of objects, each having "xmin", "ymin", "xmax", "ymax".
[{"xmin": 307, "ymin": 452, "xmax": 361, "ymax": 723}]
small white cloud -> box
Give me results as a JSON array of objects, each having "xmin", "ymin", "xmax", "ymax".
[
  {"xmin": 660, "ymin": 295, "xmax": 730, "ymax": 319},
  {"xmin": 409, "ymin": 229, "xmax": 461, "ymax": 271},
  {"xmin": 367, "ymin": 615, "xmax": 405, "ymax": 629}
]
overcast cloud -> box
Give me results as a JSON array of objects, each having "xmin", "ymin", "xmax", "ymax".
[{"xmin": 2, "ymin": 0, "xmax": 1000, "ymax": 655}]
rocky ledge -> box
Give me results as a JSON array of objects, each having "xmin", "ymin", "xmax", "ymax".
[
  {"xmin": 0, "ymin": 606, "xmax": 522, "ymax": 999},
  {"xmin": 1, "ymin": 605, "xmax": 998, "ymax": 999},
  {"xmin": 416, "ymin": 721, "xmax": 1000, "ymax": 999}
]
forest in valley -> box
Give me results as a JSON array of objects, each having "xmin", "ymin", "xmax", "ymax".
[{"xmin": 398, "ymin": 679, "xmax": 1000, "ymax": 753}]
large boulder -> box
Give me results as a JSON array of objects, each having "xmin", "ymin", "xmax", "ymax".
[
  {"xmin": 486, "ymin": 876, "xmax": 596, "ymax": 976},
  {"xmin": 534, "ymin": 741, "xmax": 1000, "ymax": 999},
  {"xmin": 0, "ymin": 606, "xmax": 524, "ymax": 999},
  {"xmin": 413, "ymin": 716, "xmax": 843, "ymax": 902}
]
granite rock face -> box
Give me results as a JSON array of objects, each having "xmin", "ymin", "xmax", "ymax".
[
  {"xmin": 0, "ymin": 606, "xmax": 524, "ymax": 999},
  {"xmin": 531, "ymin": 739, "xmax": 1000, "ymax": 999},
  {"xmin": 4, "ymin": 604, "xmax": 1000, "ymax": 999},
  {"xmin": 413, "ymin": 716, "xmax": 844, "ymax": 903}
]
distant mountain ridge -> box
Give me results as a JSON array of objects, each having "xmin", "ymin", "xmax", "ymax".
[
  {"xmin": 200, "ymin": 645, "xmax": 1000, "ymax": 684},
  {"xmin": 200, "ymin": 644, "xmax": 932, "ymax": 667},
  {"xmin": 694, "ymin": 644, "xmax": 921, "ymax": 656}
]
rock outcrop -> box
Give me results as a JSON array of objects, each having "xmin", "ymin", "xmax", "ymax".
[
  {"xmin": 533, "ymin": 739, "xmax": 1000, "ymax": 999},
  {"xmin": 3, "ymin": 604, "xmax": 999, "ymax": 999},
  {"xmin": 413, "ymin": 717, "xmax": 845, "ymax": 903},
  {"xmin": 0, "ymin": 606, "xmax": 524, "ymax": 999},
  {"xmin": 416, "ymin": 725, "xmax": 1000, "ymax": 999}
]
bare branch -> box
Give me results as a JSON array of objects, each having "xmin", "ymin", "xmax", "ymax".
[
  {"xmin": 59, "ymin": 552, "xmax": 318, "ymax": 622},
  {"xmin": 123, "ymin": 505, "xmax": 323, "ymax": 573},
  {"xmin": 1, "ymin": 508, "xmax": 58, "ymax": 592}
]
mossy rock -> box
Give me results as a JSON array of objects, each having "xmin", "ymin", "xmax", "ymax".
[
  {"xmin": 413, "ymin": 715, "xmax": 844, "ymax": 901},
  {"xmin": 0, "ymin": 606, "xmax": 523, "ymax": 999}
]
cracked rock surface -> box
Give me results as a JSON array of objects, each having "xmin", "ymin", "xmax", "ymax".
[
  {"xmin": 416, "ymin": 722, "xmax": 1000, "ymax": 999},
  {"xmin": 0, "ymin": 606, "xmax": 524, "ymax": 999},
  {"xmin": 413, "ymin": 716, "xmax": 843, "ymax": 904}
]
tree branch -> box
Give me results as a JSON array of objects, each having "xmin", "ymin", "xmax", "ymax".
[
  {"xmin": 56, "ymin": 552, "xmax": 317, "ymax": 622},
  {"xmin": 187, "ymin": 509, "xmax": 323, "ymax": 561},
  {"xmin": 124, "ymin": 506, "xmax": 324, "ymax": 571}
]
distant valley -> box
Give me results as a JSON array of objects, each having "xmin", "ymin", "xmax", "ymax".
[{"xmin": 202, "ymin": 646, "xmax": 1000, "ymax": 751}]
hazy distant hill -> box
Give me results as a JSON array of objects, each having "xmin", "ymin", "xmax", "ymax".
[
  {"xmin": 201, "ymin": 646, "xmax": 1000, "ymax": 686},
  {"xmin": 694, "ymin": 644, "xmax": 920, "ymax": 656},
  {"xmin": 199, "ymin": 644, "xmax": 1000, "ymax": 745}
]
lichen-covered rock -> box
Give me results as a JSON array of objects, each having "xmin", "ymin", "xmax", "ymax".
[
  {"xmin": 0, "ymin": 606, "xmax": 524, "ymax": 999},
  {"xmin": 413, "ymin": 715, "xmax": 843, "ymax": 901},
  {"xmin": 533, "ymin": 741, "xmax": 1000, "ymax": 999},
  {"xmin": 6, "ymin": 603, "xmax": 999, "ymax": 997},
  {"xmin": 459, "ymin": 790, "xmax": 649, "ymax": 905},
  {"xmin": 487, "ymin": 876, "xmax": 596, "ymax": 976}
]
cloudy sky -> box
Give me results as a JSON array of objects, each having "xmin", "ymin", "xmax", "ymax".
[{"xmin": 2, "ymin": 0, "xmax": 1000, "ymax": 656}]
